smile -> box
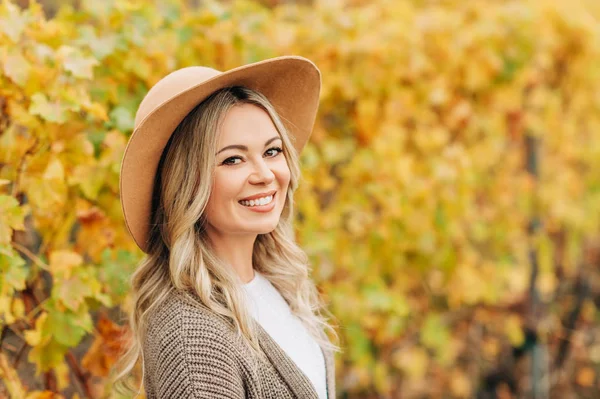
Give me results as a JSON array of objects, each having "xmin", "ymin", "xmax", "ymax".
[
  {"xmin": 239, "ymin": 194, "xmax": 274, "ymax": 207},
  {"xmin": 238, "ymin": 192, "xmax": 277, "ymax": 213}
]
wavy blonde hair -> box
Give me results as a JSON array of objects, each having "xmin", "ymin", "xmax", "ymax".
[{"xmin": 111, "ymin": 86, "xmax": 341, "ymax": 396}]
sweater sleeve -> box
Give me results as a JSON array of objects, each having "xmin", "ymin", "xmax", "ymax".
[{"xmin": 143, "ymin": 296, "xmax": 246, "ymax": 399}]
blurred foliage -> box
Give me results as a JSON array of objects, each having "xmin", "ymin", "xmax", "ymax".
[{"xmin": 1, "ymin": 0, "xmax": 600, "ymax": 397}]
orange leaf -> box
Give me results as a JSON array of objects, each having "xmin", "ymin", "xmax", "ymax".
[
  {"xmin": 82, "ymin": 313, "xmax": 130, "ymax": 377},
  {"xmin": 576, "ymin": 367, "xmax": 595, "ymax": 387}
]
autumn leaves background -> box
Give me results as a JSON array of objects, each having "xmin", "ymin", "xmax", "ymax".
[{"xmin": 1, "ymin": 0, "xmax": 600, "ymax": 397}]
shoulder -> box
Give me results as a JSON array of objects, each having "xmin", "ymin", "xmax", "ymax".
[
  {"xmin": 143, "ymin": 290, "xmax": 246, "ymax": 398},
  {"xmin": 146, "ymin": 290, "xmax": 237, "ymax": 342}
]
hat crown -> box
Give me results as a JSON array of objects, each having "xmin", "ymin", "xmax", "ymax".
[{"xmin": 134, "ymin": 66, "xmax": 222, "ymax": 128}]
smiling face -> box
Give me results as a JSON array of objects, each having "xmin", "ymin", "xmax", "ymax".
[{"xmin": 204, "ymin": 103, "xmax": 291, "ymax": 239}]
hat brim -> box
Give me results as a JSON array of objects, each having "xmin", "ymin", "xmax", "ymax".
[{"xmin": 119, "ymin": 56, "xmax": 321, "ymax": 253}]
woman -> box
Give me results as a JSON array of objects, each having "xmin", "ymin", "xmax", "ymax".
[{"xmin": 112, "ymin": 56, "xmax": 341, "ymax": 398}]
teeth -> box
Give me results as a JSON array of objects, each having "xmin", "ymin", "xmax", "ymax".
[{"xmin": 240, "ymin": 195, "xmax": 273, "ymax": 207}]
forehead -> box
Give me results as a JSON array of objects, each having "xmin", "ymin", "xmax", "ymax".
[{"xmin": 217, "ymin": 103, "xmax": 279, "ymax": 145}]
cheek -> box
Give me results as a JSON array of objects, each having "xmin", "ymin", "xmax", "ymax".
[
  {"xmin": 275, "ymin": 159, "xmax": 291, "ymax": 185},
  {"xmin": 209, "ymin": 172, "xmax": 242, "ymax": 204}
]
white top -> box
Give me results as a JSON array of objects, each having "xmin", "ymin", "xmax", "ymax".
[{"xmin": 243, "ymin": 270, "xmax": 327, "ymax": 399}]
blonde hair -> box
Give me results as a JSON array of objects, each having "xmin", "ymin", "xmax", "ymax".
[{"xmin": 111, "ymin": 86, "xmax": 341, "ymax": 396}]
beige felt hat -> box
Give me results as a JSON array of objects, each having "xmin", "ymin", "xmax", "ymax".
[{"xmin": 119, "ymin": 55, "xmax": 322, "ymax": 253}]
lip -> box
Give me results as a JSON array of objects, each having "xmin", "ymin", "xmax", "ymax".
[
  {"xmin": 238, "ymin": 192, "xmax": 277, "ymax": 213},
  {"xmin": 239, "ymin": 189, "xmax": 277, "ymax": 201}
]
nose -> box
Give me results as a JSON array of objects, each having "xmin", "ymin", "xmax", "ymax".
[{"xmin": 248, "ymin": 158, "xmax": 275, "ymax": 184}]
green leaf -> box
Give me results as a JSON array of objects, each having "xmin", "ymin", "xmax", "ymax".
[
  {"xmin": 92, "ymin": 292, "xmax": 112, "ymax": 308},
  {"xmin": 28, "ymin": 337, "xmax": 69, "ymax": 373},
  {"xmin": 420, "ymin": 313, "xmax": 450, "ymax": 354},
  {"xmin": 0, "ymin": 244, "xmax": 28, "ymax": 294},
  {"xmin": 0, "ymin": 195, "xmax": 26, "ymax": 244},
  {"xmin": 0, "ymin": 253, "xmax": 28, "ymax": 292},
  {"xmin": 99, "ymin": 248, "xmax": 136, "ymax": 300},
  {"xmin": 109, "ymin": 106, "xmax": 135, "ymax": 132},
  {"xmin": 177, "ymin": 26, "xmax": 194, "ymax": 44},
  {"xmin": 347, "ymin": 322, "xmax": 373, "ymax": 364},
  {"xmin": 44, "ymin": 299, "xmax": 93, "ymax": 347}
]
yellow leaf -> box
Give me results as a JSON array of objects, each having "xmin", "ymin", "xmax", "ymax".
[
  {"xmin": 483, "ymin": 337, "xmax": 500, "ymax": 358},
  {"xmin": 0, "ymin": 120, "xmax": 39, "ymax": 167},
  {"xmin": 373, "ymin": 362, "xmax": 391, "ymax": 394},
  {"xmin": 355, "ymin": 98, "xmax": 379, "ymax": 146},
  {"xmin": 0, "ymin": 195, "xmax": 26, "ymax": 244},
  {"xmin": 29, "ymin": 93, "xmax": 69, "ymax": 124},
  {"xmin": 0, "ymin": 296, "xmax": 15, "ymax": 324},
  {"xmin": 49, "ymin": 250, "xmax": 83, "ymax": 279},
  {"xmin": 24, "ymin": 312, "xmax": 49, "ymax": 347},
  {"xmin": 1, "ymin": 47, "xmax": 31, "ymax": 87},
  {"xmin": 55, "ymin": 360, "xmax": 70, "ymax": 391},
  {"xmin": 581, "ymin": 299, "xmax": 597, "ymax": 323},
  {"xmin": 0, "ymin": 352, "xmax": 26, "ymax": 398},
  {"xmin": 43, "ymin": 157, "xmax": 65, "ymax": 181},
  {"xmin": 11, "ymin": 297, "xmax": 25, "ymax": 320},
  {"xmin": 0, "ymin": 1, "xmax": 30, "ymax": 42},
  {"xmin": 429, "ymin": 84, "xmax": 449, "ymax": 107},
  {"xmin": 86, "ymin": 102, "xmax": 109, "ymax": 121},
  {"xmin": 538, "ymin": 272, "xmax": 557, "ymax": 298},
  {"xmin": 504, "ymin": 314, "xmax": 525, "ymax": 347},
  {"xmin": 392, "ymin": 346, "xmax": 429, "ymax": 380},
  {"xmin": 450, "ymin": 369, "xmax": 472, "ymax": 398},
  {"xmin": 57, "ymin": 45, "xmax": 99, "ymax": 79},
  {"xmin": 69, "ymin": 164, "xmax": 106, "ymax": 200},
  {"xmin": 25, "ymin": 176, "xmax": 67, "ymax": 210},
  {"xmin": 464, "ymin": 61, "xmax": 490, "ymax": 91},
  {"xmin": 590, "ymin": 344, "xmax": 600, "ymax": 363}
]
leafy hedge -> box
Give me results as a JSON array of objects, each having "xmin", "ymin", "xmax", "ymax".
[{"xmin": 1, "ymin": 0, "xmax": 600, "ymax": 397}]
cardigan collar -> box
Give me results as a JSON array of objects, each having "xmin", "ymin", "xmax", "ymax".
[{"xmin": 255, "ymin": 321, "xmax": 335, "ymax": 399}]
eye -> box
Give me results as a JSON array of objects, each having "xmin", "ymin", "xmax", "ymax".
[
  {"xmin": 221, "ymin": 146, "xmax": 283, "ymax": 166},
  {"xmin": 222, "ymin": 156, "xmax": 241, "ymax": 166},
  {"xmin": 265, "ymin": 146, "xmax": 283, "ymax": 157}
]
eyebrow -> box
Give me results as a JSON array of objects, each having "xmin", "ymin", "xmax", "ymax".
[{"xmin": 216, "ymin": 136, "xmax": 282, "ymax": 155}]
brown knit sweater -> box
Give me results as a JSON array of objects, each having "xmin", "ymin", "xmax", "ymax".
[{"xmin": 142, "ymin": 290, "xmax": 336, "ymax": 398}]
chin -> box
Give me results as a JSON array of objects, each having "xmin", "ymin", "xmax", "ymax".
[{"xmin": 253, "ymin": 221, "xmax": 280, "ymax": 234}]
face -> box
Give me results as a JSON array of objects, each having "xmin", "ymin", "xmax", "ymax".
[{"xmin": 204, "ymin": 103, "xmax": 291, "ymax": 239}]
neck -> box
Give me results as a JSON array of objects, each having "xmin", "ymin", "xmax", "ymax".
[{"xmin": 206, "ymin": 229, "xmax": 257, "ymax": 283}]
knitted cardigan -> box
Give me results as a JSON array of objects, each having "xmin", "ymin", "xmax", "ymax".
[{"xmin": 142, "ymin": 289, "xmax": 336, "ymax": 398}]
